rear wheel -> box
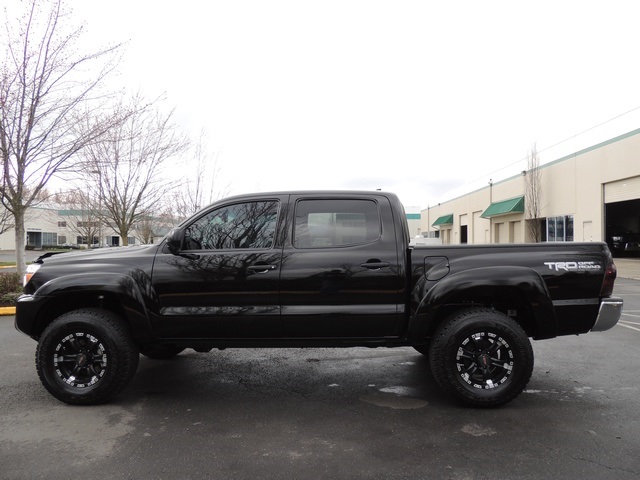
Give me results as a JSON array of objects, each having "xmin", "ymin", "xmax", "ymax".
[
  {"xmin": 36, "ymin": 309, "xmax": 139, "ymax": 405},
  {"xmin": 429, "ymin": 308, "xmax": 534, "ymax": 408}
]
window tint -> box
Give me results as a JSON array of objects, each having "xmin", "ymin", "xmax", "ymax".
[
  {"xmin": 294, "ymin": 199, "xmax": 380, "ymax": 248},
  {"xmin": 184, "ymin": 201, "xmax": 278, "ymax": 250}
]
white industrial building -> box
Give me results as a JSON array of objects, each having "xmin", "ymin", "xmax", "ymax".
[
  {"xmin": 0, "ymin": 206, "xmax": 148, "ymax": 250},
  {"xmin": 420, "ymin": 128, "xmax": 640, "ymax": 251}
]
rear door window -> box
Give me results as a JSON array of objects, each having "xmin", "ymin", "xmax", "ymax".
[{"xmin": 293, "ymin": 199, "xmax": 380, "ymax": 248}]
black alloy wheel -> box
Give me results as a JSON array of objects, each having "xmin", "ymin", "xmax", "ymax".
[
  {"xmin": 53, "ymin": 330, "xmax": 108, "ymax": 388},
  {"xmin": 429, "ymin": 308, "xmax": 534, "ymax": 408},
  {"xmin": 454, "ymin": 330, "xmax": 514, "ymax": 390},
  {"xmin": 36, "ymin": 309, "xmax": 139, "ymax": 405}
]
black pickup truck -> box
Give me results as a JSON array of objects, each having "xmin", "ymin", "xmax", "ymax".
[{"xmin": 16, "ymin": 191, "xmax": 623, "ymax": 407}]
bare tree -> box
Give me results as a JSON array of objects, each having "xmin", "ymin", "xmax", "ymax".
[
  {"xmin": 0, "ymin": 0, "xmax": 122, "ymax": 277},
  {"xmin": 135, "ymin": 211, "xmax": 174, "ymax": 244},
  {"xmin": 171, "ymin": 130, "xmax": 227, "ymax": 221},
  {"xmin": 0, "ymin": 178, "xmax": 15, "ymax": 235},
  {"xmin": 0, "ymin": 207, "xmax": 14, "ymax": 235},
  {"xmin": 524, "ymin": 143, "xmax": 543, "ymax": 242},
  {"xmin": 82, "ymin": 94, "xmax": 189, "ymax": 246},
  {"xmin": 135, "ymin": 216, "xmax": 155, "ymax": 244},
  {"xmin": 57, "ymin": 190, "xmax": 102, "ymax": 247}
]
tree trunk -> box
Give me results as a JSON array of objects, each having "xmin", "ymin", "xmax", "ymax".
[
  {"xmin": 120, "ymin": 228, "xmax": 129, "ymax": 246},
  {"xmin": 14, "ymin": 209, "xmax": 26, "ymax": 279}
]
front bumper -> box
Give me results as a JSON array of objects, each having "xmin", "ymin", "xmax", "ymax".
[
  {"xmin": 591, "ymin": 297, "xmax": 623, "ymax": 332},
  {"xmin": 14, "ymin": 294, "xmax": 45, "ymax": 340}
]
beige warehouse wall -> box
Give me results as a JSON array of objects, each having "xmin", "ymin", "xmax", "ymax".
[{"xmin": 421, "ymin": 128, "xmax": 640, "ymax": 245}]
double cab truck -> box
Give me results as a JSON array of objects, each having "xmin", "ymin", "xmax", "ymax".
[{"xmin": 15, "ymin": 191, "xmax": 623, "ymax": 407}]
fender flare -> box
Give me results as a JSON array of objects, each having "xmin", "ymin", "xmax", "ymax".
[
  {"xmin": 32, "ymin": 272, "xmax": 155, "ymax": 343},
  {"xmin": 408, "ymin": 266, "xmax": 557, "ymax": 340}
]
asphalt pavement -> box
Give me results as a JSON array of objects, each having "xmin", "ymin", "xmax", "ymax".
[{"xmin": 1, "ymin": 278, "xmax": 639, "ymax": 479}]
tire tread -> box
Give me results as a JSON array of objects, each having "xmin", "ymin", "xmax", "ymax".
[
  {"xmin": 36, "ymin": 308, "xmax": 139, "ymax": 405},
  {"xmin": 429, "ymin": 307, "xmax": 534, "ymax": 408}
]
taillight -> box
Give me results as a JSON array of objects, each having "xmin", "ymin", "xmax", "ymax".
[{"xmin": 600, "ymin": 249, "xmax": 617, "ymax": 297}]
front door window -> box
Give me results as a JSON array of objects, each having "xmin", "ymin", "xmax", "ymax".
[{"xmin": 184, "ymin": 201, "xmax": 278, "ymax": 250}]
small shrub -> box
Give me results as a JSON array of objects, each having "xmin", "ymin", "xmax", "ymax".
[
  {"xmin": 0, "ymin": 292, "xmax": 20, "ymax": 306},
  {"xmin": 0, "ymin": 272, "xmax": 21, "ymax": 295}
]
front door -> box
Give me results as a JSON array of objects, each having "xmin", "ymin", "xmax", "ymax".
[{"xmin": 151, "ymin": 197, "xmax": 285, "ymax": 339}]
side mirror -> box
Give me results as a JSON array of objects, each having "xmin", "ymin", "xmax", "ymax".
[{"xmin": 166, "ymin": 228, "xmax": 184, "ymax": 255}]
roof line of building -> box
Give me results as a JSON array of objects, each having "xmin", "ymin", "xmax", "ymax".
[
  {"xmin": 541, "ymin": 126, "xmax": 640, "ymax": 170},
  {"xmin": 424, "ymin": 126, "xmax": 640, "ymax": 210}
]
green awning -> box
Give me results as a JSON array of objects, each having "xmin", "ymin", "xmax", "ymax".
[
  {"xmin": 432, "ymin": 214, "xmax": 454, "ymax": 227},
  {"xmin": 481, "ymin": 196, "xmax": 525, "ymax": 218}
]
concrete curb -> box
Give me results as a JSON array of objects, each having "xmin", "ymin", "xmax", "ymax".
[{"xmin": 0, "ymin": 307, "xmax": 16, "ymax": 316}]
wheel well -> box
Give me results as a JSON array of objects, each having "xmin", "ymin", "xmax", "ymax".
[
  {"xmin": 33, "ymin": 292, "xmax": 127, "ymax": 338},
  {"xmin": 425, "ymin": 286, "xmax": 537, "ymax": 339}
]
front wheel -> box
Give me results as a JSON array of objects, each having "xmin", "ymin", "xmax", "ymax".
[
  {"xmin": 429, "ymin": 308, "xmax": 534, "ymax": 408},
  {"xmin": 36, "ymin": 309, "xmax": 139, "ymax": 405}
]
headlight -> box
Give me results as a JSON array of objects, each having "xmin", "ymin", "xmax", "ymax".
[
  {"xmin": 612, "ymin": 236, "xmax": 622, "ymax": 242},
  {"xmin": 24, "ymin": 263, "xmax": 41, "ymax": 287}
]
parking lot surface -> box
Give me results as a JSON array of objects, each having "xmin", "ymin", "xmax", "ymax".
[{"xmin": 1, "ymin": 279, "xmax": 639, "ymax": 480}]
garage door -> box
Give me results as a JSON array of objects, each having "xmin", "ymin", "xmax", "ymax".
[{"xmin": 605, "ymin": 176, "xmax": 640, "ymax": 203}]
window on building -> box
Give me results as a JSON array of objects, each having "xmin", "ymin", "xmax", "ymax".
[
  {"xmin": 77, "ymin": 236, "xmax": 99, "ymax": 246},
  {"xmin": 58, "ymin": 236, "xmax": 67, "ymax": 245},
  {"xmin": 57, "ymin": 221, "xmax": 67, "ymax": 228},
  {"xmin": 127, "ymin": 237, "xmax": 136, "ymax": 245},
  {"xmin": 546, "ymin": 216, "xmax": 574, "ymax": 242},
  {"xmin": 77, "ymin": 221, "xmax": 100, "ymax": 228},
  {"xmin": 42, "ymin": 232, "xmax": 57, "ymax": 246}
]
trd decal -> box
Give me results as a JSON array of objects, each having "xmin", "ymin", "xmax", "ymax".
[{"xmin": 543, "ymin": 261, "xmax": 602, "ymax": 272}]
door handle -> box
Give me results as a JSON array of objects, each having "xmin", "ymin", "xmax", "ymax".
[
  {"xmin": 248, "ymin": 264, "xmax": 277, "ymax": 274},
  {"xmin": 360, "ymin": 261, "xmax": 390, "ymax": 270}
]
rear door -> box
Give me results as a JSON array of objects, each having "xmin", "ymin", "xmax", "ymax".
[{"xmin": 279, "ymin": 194, "xmax": 404, "ymax": 338}]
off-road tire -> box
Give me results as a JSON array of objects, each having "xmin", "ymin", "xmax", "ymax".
[
  {"xmin": 429, "ymin": 308, "xmax": 534, "ymax": 408},
  {"xmin": 36, "ymin": 309, "xmax": 139, "ymax": 405}
]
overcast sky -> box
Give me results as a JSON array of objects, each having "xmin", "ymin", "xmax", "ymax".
[{"xmin": 71, "ymin": 1, "xmax": 640, "ymax": 208}]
